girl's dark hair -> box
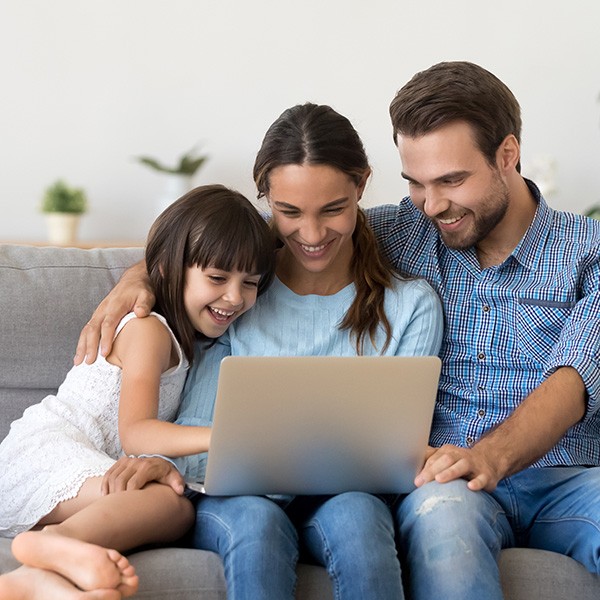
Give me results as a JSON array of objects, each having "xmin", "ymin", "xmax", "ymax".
[
  {"xmin": 253, "ymin": 102, "xmax": 397, "ymax": 354},
  {"xmin": 389, "ymin": 61, "xmax": 522, "ymax": 171},
  {"xmin": 145, "ymin": 184, "xmax": 276, "ymax": 364}
]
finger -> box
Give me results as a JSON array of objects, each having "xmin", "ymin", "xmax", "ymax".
[
  {"xmin": 106, "ymin": 457, "xmax": 146, "ymax": 493},
  {"xmin": 98, "ymin": 314, "xmax": 121, "ymax": 357},
  {"xmin": 125, "ymin": 472, "xmax": 146, "ymax": 491},
  {"xmin": 73, "ymin": 320, "xmax": 100, "ymax": 365},
  {"xmin": 467, "ymin": 473, "xmax": 492, "ymax": 492},
  {"xmin": 161, "ymin": 469, "xmax": 185, "ymax": 495},
  {"xmin": 434, "ymin": 456, "xmax": 477, "ymax": 483},
  {"xmin": 123, "ymin": 461, "xmax": 159, "ymax": 491},
  {"xmin": 415, "ymin": 448, "xmax": 469, "ymax": 486},
  {"xmin": 85, "ymin": 317, "xmax": 104, "ymax": 363},
  {"xmin": 73, "ymin": 332, "xmax": 88, "ymax": 366},
  {"xmin": 415, "ymin": 448, "xmax": 450, "ymax": 486},
  {"xmin": 133, "ymin": 295, "xmax": 153, "ymax": 319},
  {"xmin": 100, "ymin": 473, "xmax": 110, "ymax": 495},
  {"xmin": 102, "ymin": 462, "xmax": 126, "ymax": 495}
]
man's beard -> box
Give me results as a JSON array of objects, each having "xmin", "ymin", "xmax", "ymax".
[{"xmin": 434, "ymin": 174, "xmax": 509, "ymax": 250}]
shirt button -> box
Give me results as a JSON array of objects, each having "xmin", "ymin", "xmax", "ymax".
[
  {"xmin": 482, "ymin": 305, "xmax": 490, "ymax": 312},
  {"xmin": 477, "ymin": 409, "xmax": 485, "ymax": 417},
  {"xmin": 477, "ymin": 352, "xmax": 486, "ymax": 360},
  {"xmin": 466, "ymin": 437, "xmax": 475, "ymax": 446}
]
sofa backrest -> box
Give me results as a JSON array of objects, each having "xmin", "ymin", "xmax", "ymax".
[{"xmin": 0, "ymin": 244, "xmax": 144, "ymax": 441}]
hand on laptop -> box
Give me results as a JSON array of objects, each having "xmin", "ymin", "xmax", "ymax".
[
  {"xmin": 414, "ymin": 444, "xmax": 500, "ymax": 492},
  {"xmin": 101, "ymin": 455, "xmax": 185, "ymax": 495}
]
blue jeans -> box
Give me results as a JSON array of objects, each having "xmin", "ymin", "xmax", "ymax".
[
  {"xmin": 192, "ymin": 495, "xmax": 298, "ymax": 600},
  {"xmin": 192, "ymin": 492, "xmax": 403, "ymax": 600},
  {"xmin": 396, "ymin": 466, "xmax": 600, "ymax": 600}
]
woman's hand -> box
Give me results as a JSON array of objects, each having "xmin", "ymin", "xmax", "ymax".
[{"xmin": 74, "ymin": 261, "xmax": 155, "ymax": 365}]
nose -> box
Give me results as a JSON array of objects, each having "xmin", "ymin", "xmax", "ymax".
[
  {"xmin": 222, "ymin": 282, "xmax": 244, "ymax": 308},
  {"xmin": 422, "ymin": 187, "xmax": 449, "ymax": 218},
  {"xmin": 299, "ymin": 216, "xmax": 326, "ymax": 245}
]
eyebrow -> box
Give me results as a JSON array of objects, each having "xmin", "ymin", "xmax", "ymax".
[
  {"xmin": 271, "ymin": 197, "xmax": 350, "ymax": 210},
  {"xmin": 401, "ymin": 170, "xmax": 471, "ymax": 185}
]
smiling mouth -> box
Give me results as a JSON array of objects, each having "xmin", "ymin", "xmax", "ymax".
[
  {"xmin": 208, "ymin": 306, "xmax": 236, "ymax": 322},
  {"xmin": 298, "ymin": 240, "xmax": 332, "ymax": 255},
  {"xmin": 438, "ymin": 213, "xmax": 467, "ymax": 226}
]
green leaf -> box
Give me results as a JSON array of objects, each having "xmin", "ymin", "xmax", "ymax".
[
  {"xmin": 41, "ymin": 179, "xmax": 87, "ymax": 213},
  {"xmin": 136, "ymin": 156, "xmax": 174, "ymax": 174},
  {"xmin": 136, "ymin": 145, "xmax": 209, "ymax": 176}
]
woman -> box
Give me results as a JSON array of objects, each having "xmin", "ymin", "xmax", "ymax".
[{"xmin": 77, "ymin": 103, "xmax": 443, "ymax": 599}]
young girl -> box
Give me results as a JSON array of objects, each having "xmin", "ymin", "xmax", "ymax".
[{"xmin": 0, "ymin": 185, "xmax": 275, "ymax": 600}]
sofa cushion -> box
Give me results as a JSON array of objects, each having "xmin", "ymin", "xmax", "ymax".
[{"xmin": 0, "ymin": 244, "xmax": 143, "ymax": 440}]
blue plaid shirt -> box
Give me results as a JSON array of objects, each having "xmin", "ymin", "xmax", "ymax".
[{"xmin": 367, "ymin": 180, "xmax": 600, "ymax": 467}]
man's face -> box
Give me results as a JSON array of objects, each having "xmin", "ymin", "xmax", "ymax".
[{"xmin": 397, "ymin": 121, "xmax": 509, "ymax": 250}]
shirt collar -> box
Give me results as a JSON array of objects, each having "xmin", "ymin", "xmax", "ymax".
[{"xmin": 509, "ymin": 178, "xmax": 553, "ymax": 271}]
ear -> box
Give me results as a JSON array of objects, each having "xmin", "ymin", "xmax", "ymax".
[
  {"xmin": 496, "ymin": 134, "xmax": 520, "ymax": 173},
  {"xmin": 356, "ymin": 168, "xmax": 372, "ymax": 201}
]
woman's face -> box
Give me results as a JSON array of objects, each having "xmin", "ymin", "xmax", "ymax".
[{"xmin": 267, "ymin": 163, "xmax": 365, "ymax": 280}]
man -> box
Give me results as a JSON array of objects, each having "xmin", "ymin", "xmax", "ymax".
[
  {"xmin": 78, "ymin": 61, "xmax": 600, "ymax": 598},
  {"xmin": 367, "ymin": 60, "xmax": 600, "ymax": 598}
]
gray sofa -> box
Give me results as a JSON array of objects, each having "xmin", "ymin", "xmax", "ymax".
[{"xmin": 0, "ymin": 243, "xmax": 599, "ymax": 599}]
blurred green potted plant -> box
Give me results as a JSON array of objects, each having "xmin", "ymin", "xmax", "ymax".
[
  {"xmin": 136, "ymin": 144, "xmax": 209, "ymax": 215},
  {"xmin": 584, "ymin": 205, "xmax": 600, "ymax": 220},
  {"xmin": 40, "ymin": 179, "xmax": 88, "ymax": 245}
]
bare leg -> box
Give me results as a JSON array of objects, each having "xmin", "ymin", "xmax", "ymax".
[
  {"xmin": 4, "ymin": 477, "xmax": 194, "ymax": 599},
  {"xmin": 11, "ymin": 531, "xmax": 138, "ymax": 596},
  {"xmin": 0, "ymin": 564, "xmax": 122, "ymax": 600},
  {"xmin": 40, "ymin": 478, "xmax": 195, "ymax": 551}
]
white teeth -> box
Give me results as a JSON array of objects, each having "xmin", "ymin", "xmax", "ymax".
[
  {"xmin": 439, "ymin": 215, "xmax": 464, "ymax": 225},
  {"xmin": 209, "ymin": 307, "xmax": 235, "ymax": 317},
  {"xmin": 301, "ymin": 243, "xmax": 327, "ymax": 253}
]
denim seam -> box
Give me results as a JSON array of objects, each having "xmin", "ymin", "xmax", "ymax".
[
  {"xmin": 194, "ymin": 512, "xmax": 235, "ymax": 594},
  {"xmin": 305, "ymin": 519, "xmax": 341, "ymax": 600},
  {"xmin": 494, "ymin": 478, "xmax": 522, "ymax": 542},
  {"xmin": 533, "ymin": 515, "xmax": 600, "ymax": 532}
]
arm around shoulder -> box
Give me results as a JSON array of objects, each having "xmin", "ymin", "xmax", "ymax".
[{"xmin": 74, "ymin": 260, "xmax": 155, "ymax": 365}]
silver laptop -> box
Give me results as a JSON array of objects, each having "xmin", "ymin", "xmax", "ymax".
[{"xmin": 201, "ymin": 355, "xmax": 441, "ymax": 496}]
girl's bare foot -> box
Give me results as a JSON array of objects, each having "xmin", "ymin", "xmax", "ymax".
[
  {"xmin": 11, "ymin": 531, "xmax": 139, "ymax": 597},
  {"xmin": 0, "ymin": 565, "xmax": 122, "ymax": 600}
]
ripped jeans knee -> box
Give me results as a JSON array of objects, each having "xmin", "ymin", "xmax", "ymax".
[
  {"xmin": 398, "ymin": 479, "xmax": 508, "ymax": 552},
  {"xmin": 395, "ymin": 480, "xmax": 510, "ymax": 600}
]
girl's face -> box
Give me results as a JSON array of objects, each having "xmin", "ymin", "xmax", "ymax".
[
  {"xmin": 267, "ymin": 163, "xmax": 366, "ymax": 280},
  {"xmin": 183, "ymin": 266, "xmax": 261, "ymax": 338}
]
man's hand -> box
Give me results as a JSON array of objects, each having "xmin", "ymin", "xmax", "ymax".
[
  {"xmin": 74, "ymin": 261, "xmax": 155, "ymax": 365},
  {"xmin": 101, "ymin": 456, "xmax": 185, "ymax": 496},
  {"xmin": 415, "ymin": 369, "xmax": 587, "ymax": 493},
  {"xmin": 415, "ymin": 444, "xmax": 502, "ymax": 492}
]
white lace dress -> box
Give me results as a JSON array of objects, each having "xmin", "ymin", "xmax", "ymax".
[{"xmin": 0, "ymin": 312, "xmax": 188, "ymax": 538}]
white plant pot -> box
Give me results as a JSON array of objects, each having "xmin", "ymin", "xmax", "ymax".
[
  {"xmin": 156, "ymin": 174, "xmax": 193, "ymax": 217},
  {"xmin": 45, "ymin": 213, "xmax": 82, "ymax": 245}
]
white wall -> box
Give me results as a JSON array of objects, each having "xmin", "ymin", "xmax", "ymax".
[{"xmin": 1, "ymin": 0, "xmax": 599, "ymax": 243}]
